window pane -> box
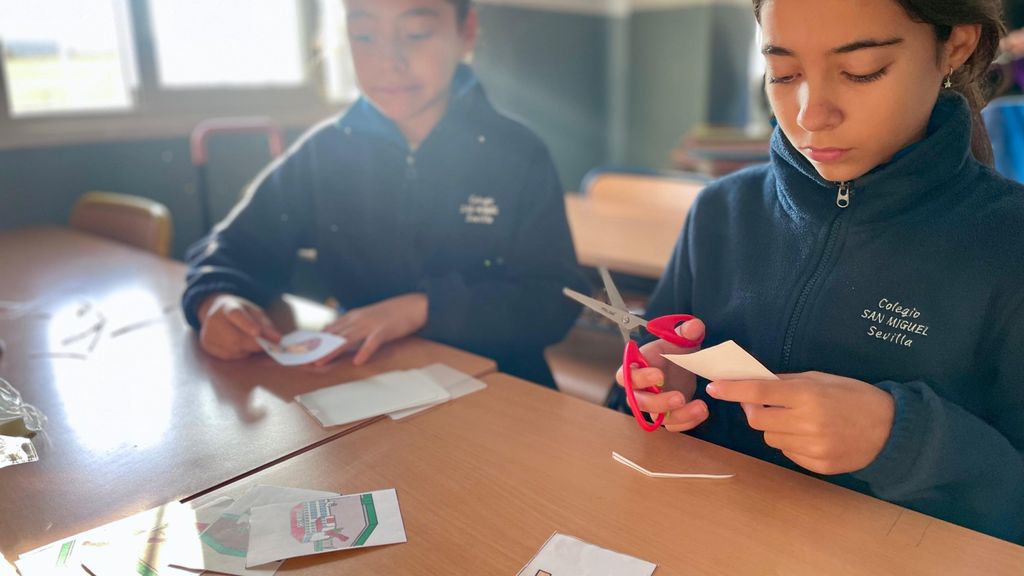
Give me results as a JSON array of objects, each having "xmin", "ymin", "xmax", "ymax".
[
  {"xmin": 149, "ymin": 0, "xmax": 306, "ymax": 88},
  {"xmin": 0, "ymin": 0, "xmax": 136, "ymax": 117},
  {"xmin": 318, "ymin": 0, "xmax": 358, "ymax": 103}
]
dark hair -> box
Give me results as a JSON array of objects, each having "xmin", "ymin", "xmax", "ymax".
[
  {"xmin": 450, "ymin": 0, "xmax": 471, "ymax": 25},
  {"xmin": 752, "ymin": 0, "xmax": 1006, "ymax": 166}
]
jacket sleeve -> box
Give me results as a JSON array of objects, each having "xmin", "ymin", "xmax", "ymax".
[
  {"xmin": 417, "ymin": 145, "xmax": 587, "ymax": 358},
  {"xmin": 181, "ymin": 145, "xmax": 315, "ymax": 330},
  {"xmin": 852, "ymin": 297, "xmax": 1024, "ymax": 544}
]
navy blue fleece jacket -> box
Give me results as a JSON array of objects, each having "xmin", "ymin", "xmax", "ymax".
[
  {"xmin": 182, "ymin": 65, "xmax": 586, "ymax": 386},
  {"xmin": 647, "ymin": 93, "xmax": 1024, "ymax": 543}
]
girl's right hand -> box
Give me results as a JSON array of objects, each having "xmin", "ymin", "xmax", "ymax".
[
  {"xmin": 614, "ymin": 318, "xmax": 709, "ymax": 432},
  {"xmin": 198, "ymin": 293, "xmax": 282, "ymax": 360}
]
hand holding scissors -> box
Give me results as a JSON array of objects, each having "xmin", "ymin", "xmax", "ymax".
[{"xmin": 564, "ymin": 268, "xmax": 705, "ymax": 431}]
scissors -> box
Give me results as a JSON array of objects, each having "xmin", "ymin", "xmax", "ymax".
[{"xmin": 563, "ymin": 268, "xmax": 703, "ymax": 432}]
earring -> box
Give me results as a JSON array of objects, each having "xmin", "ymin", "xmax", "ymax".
[{"xmin": 944, "ymin": 67, "xmax": 954, "ymax": 89}]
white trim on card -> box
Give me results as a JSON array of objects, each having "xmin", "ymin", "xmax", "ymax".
[{"xmin": 474, "ymin": 0, "xmax": 749, "ymax": 17}]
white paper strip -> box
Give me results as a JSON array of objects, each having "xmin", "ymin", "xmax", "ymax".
[{"xmin": 612, "ymin": 451, "xmax": 734, "ymax": 479}]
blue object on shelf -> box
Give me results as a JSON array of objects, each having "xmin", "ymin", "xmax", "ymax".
[{"xmin": 982, "ymin": 96, "xmax": 1024, "ymax": 184}]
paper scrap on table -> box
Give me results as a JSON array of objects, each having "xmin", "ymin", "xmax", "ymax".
[
  {"xmin": 662, "ymin": 339, "xmax": 778, "ymax": 382},
  {"xmin": 296, "ymin": 370, "xmax": 450, "ymax": 427},
  {"xmin": 16, "ymin": 499, "xmax": 222, "ymax": 576},
  {"xmin": 257, "ymin": 330, "xmax": 346, "ymax": 366},
  {"xmin": 174, "ymin": 485, "xmax": 340, "ymax": 575},
  {"xmin": 0, "ymin": 435, "xmax": 37, "ymax": 468},
  {"xmin": 612, "ymin": 451, "xmax": 733, "ymax": 480},
  {"xmin": 245, "ymin": 489, "xmax": 407, "ymax": 568},
  {"xmin": 0, "ymin": 299, "xmax": 38, "ymax": 319},
  {"xmin": 389, "ymin": 364, "xmax": 487, "ymax": 420},
  {"xmin": 517, "ymin": 532, "xmax": 656, "ymax": 576}
]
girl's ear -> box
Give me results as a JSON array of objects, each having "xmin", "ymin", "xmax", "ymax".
[
  {"xmin": 944, "ymin": 24, "xmax": 982, "ymax": 70},
  {"xmin": 460, "ymin": 7, "xmax": 479, "ymax": 58}
]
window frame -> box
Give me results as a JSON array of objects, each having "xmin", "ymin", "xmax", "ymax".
[{"xmin": 0, "ymin": 0, "xmax": 347, "ymax": 151}]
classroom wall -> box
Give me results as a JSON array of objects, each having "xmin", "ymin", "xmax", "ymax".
[
  {"xmin": 475, "ymin": 0, "xmax": 756, "ymax": 182},
  {"xmin": 0, "ymin": 133, "xmax": 300, "ymax": 259},
  {"xmin": 624, "ymin": 7, "xmax": 713, "ymax": 168},
  {"xmin": 474, "ymin": 5, "xmax": 610, "ymax": 191},
  {"xmin": 0, "ymin": 0, "xmax": 757, "ymax": 259}
]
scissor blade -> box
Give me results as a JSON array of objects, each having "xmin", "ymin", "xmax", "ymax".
[
  {"xmin": 598, "ymin": 267, "xmax": 627, "ymax": 312},
  {"xmin": 562, "ymin": 288, "xmax": 647, "ymax": 334}
]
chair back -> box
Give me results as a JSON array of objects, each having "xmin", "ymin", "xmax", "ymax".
[
  {"xmin": 69, "ymin": 191, "xmax": 173, "ymax": 257},
  {"xmin": 582, "ymin": 168, "xmax": 708, "ymax": 214}
]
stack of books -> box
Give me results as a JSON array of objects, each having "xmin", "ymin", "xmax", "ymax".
[{"xmin": 672, "ymin": 124, "xmax": 771, "ymax": 177}]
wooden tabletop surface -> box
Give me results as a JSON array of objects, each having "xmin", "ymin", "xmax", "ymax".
[
  {"xmin": 195, "ymin": 372, "xmax": 1024, "ymax": 576},
  {"xmin": 0, "ymin": 228, "xmax": 495, "ymax": 556}
]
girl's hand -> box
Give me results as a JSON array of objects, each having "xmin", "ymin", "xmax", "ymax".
[
  {"xmin": 614, "ymin": 318, "xmax": 708, "ymax": 432},
  {"xmin": 706, "ymin": 372, "xmax": 895, "ymax": 475},
  {"xmin": 317, "ymin": 293, "xmax": 428, "ymax": 366}
]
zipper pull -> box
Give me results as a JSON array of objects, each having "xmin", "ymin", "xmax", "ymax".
[
  {"xmin": 836, "ymin": 181, "xmax": 851, "ymax": 208},
  {"xmin": 405, "ymin": 153, "xmax": 417, "ymax": 180}
]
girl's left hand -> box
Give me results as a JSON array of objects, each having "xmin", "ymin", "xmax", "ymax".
[
  {"xmin": 706, "ymin": 372, "xmax": 895, "ymax": 475},
  {"xmin": 316, "ymin": 293, "xmax": 429, "ymax": 367}
]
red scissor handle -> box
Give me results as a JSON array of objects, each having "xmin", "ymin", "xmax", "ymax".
[
  {"xmin": 623, "ymin": 314, "xmax": 704, "ymax": 432},
  {"xmin": 647, "ymin": 314, "xmax": 702, "ymax": 347}
]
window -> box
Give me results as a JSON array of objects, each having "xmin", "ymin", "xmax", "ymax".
[
  {"xmin": 0, "ymin": 0, "xmax": 137, "ymax": 117},
  {"xmin": 318, "ymin": 0, "xmax": 358, "ymax": 103},
  {"xmin": 147, "ymin": 0, "xmax": 306, "ymax": 88},
  {"xmin": 0, "ymin": 0, "xmax": 358, "ymax": 147}
]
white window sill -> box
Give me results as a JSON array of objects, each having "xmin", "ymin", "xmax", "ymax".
[{"xmin": 0, "ymin": 105, "xmax": 351, "ymax": 151}]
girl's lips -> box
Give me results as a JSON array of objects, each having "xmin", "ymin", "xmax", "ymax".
[
  {"xmin": 374, "ymin": 85, "xmax": 420, "ymax": 95},
  {"xmin": 804, "ymin": 147, "xmax": 851, "ymax": 162}
]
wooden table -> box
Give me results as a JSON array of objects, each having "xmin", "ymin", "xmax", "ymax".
[
  {"xmin": 565, "ymin": 194, "xmax": 686, "ymax": 279},
  {"xmin": 0, "ymin": 228, "xmax": 496, "ymax": 556},
  {"xmin": 196, "ymin": 372, "xmax": 1024, "ymax": 575}
]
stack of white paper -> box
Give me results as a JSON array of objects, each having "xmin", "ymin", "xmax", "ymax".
[
  {"xmin": 295, "ymin": 363, "xmax": 487, "ymax": 427},
  {"xmin": 388, "ymin": 364, "xmax": 487, "ymax": 420}
]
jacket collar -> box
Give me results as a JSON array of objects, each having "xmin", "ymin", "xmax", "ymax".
[
  {"xmin": 771, "ymin": 91, "xmax": 979, "ymax": 225},
  {"xmin": 337, "ymin": 64, "xmax": 487, "ymax": 149}
]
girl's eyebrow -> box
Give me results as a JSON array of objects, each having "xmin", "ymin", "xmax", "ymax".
[
  {"xmin": 399, "ymin": 7, "xmax": 441, "ymax": 19},
  {"xmin": 348, "ymin": 7, "xmax": 440, "ymax": 22},
  {"xmin": 832, "ymin": 37, "xmax": 904, "ymax": 54},
  {"xmin": 762, "ymin": 37, "xmax": 904, "ymax": 57}
]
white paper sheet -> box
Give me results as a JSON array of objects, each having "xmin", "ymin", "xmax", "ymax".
[
  {"xmin": 257, "ymin": 330, "xmax": 346, "ymax": 366},
  {"xmin": 517, "ymin": 532, "xmax": 656, "ymax": 576},
  {"xmin": 662, "ymin": 340, "xmax": 778, "ymax": 381},
  {"xmin": 388, "ymin": 364, "xmax": 487, "ymax": 420},
  {"xmin": 245, "ymin": 489, "xmax": 407, "ymax": 568},
  {"xmin": 296, "ymin": 370, "xmax": 450, "ymax": 427}
]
